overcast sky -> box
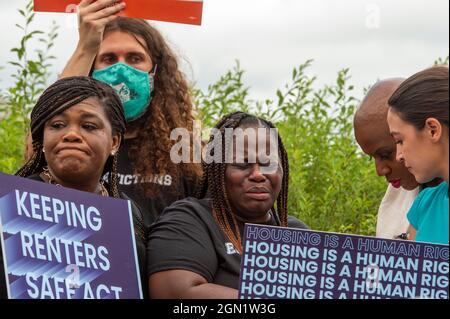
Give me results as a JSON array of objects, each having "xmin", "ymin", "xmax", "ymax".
[{"xmin": 0, "ymin": 0, "xmax": 448, "ymax": 102}]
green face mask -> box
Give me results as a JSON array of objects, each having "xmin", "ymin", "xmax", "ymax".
[{"xmin": 92, "ymin": 62, "xmax": 156, "ymax": 122}]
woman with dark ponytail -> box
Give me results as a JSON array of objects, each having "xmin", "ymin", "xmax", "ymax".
[
  {"xmin": 387, "ymin": 65, "xmax": 449, "ymax": 244},
  {"xmin": 2, "ymin": 76, "xmax": 149, "ymax": 298},
  {"xmin": 147, "ymin": 112, "xmax": 308, "ymax": 298}
]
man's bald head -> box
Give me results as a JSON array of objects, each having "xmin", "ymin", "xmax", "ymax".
[
  {"xmin": 354, "ymin": 78, "xmax": 404, "ymax": 127},
  {"xmin": 353, "ymin": 77, "xmax": 418, "ymax": 190}
]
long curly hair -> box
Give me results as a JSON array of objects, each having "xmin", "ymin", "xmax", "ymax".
[
  {"xmin": 195, "ymin": 112, "xmax": 289, "ymax": 253},
  {"xmin": 99, "ymin": 17, "xmax": 202, "ymax": 196}
]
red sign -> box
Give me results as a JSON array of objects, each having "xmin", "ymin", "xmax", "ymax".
[{"xmin": 34, "ymin": 0, "xmax": 203, "ymax": 25}]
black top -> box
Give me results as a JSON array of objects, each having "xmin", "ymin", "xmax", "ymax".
[
  {"xmin": 147, "ymin": 197, "xmax": 309, "ymax": 290},
  {"xmin": 0, "ymin": 174, "xmax": 149, "ymax": 299},
  {"xmin": 109, "ymin": 138, "xmax": 198, "ymax": 228}
]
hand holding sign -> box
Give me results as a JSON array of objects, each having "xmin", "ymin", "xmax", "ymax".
[
  {"xmin": 38, "ymin": 0, "xmax": 203, "ymax": 77},
  {"xmin": 77, "ymin": 0, "xmax": 126, "ymax": 55}
]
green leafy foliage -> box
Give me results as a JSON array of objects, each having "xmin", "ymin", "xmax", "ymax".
[
  {"xmin": 193, "ymin": 61, "xmax": 251, "ymax": 129},
  {"xmin": 0, "ymin": 0, "xmax": 59, "ymax": 174},
  {"xmin": 434, "ymin": 56, "xmax": 449, "ymax": 65}
]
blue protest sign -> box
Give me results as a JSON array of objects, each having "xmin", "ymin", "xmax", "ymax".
[
  {"xmin": 239, "ymin": 224, "xmax": 449, "ymax": 299},
  {"xmin": 0, "ymin": 172, "xmax": 142, "ymax": 299}
]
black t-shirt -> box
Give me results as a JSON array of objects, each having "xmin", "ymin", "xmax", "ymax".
[
  {"xmin": 0, "ymin": 174, "xmax": 149, "ymax": 299},
  {"xmin": 147, "ymin": 197, "xmax": 309, "ymax": 290},
  {"xmin": 109, "ymin": 138, "xmax": 198, "ymax": 228}
]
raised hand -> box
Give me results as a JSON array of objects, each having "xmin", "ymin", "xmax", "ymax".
[
  {"xmin": 61, "ymin": 0, "xmax": 126, "ymax": 77},
  {"xmin": 77, "ymin": 0, "xmax": 126, "ymax": 54}
]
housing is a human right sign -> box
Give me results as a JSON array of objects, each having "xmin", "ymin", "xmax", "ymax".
[{"xmin": 239, "ymin": 224, "xmax": 449, "ymax": 299}]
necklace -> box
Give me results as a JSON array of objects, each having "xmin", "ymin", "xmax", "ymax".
[{"xmin": 42, "ymin": 167, "xmax": 109, "ymax": 197}]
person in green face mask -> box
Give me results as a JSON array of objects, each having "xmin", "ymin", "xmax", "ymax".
[
  {"xmin": 92, "ymin": 62, "xmax": 157, "ymax": 122},
  {"xmin": 60, "ymin": 0, "xmax": 202, "ymax": 229}
]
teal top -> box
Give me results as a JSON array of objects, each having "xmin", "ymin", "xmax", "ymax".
[{"xmin": 407, "ymin": 181, "xmax": 449, "ymax": 245}]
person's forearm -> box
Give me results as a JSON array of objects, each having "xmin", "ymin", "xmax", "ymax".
[
  {"xmin": 60, "ymin": 45, "xmax": 97, "ymax": 78},
  {"xmin": 60, "ymin": 0, "xmax": 126, "ymax": 78},
  {"xmin": 182, "ymin": 283, "xmax": 239, "ymax": 299}
]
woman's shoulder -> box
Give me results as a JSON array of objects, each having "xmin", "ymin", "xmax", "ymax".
[
  {"xmin": 431, "ymin": 181, "xmax": 448, "ymax": 195},
  {"xmin": 166, "ymin": 196, "xmax": 211, "ymax": 209},
  {"xmin": 151, "ymin": 197, "xmax": 216, "ymax": 231},
  {"xmin": 415, "ymin": 181, "xmax": 448, "ymax": 204},
  {"xmin": 118, "ymin": 191, "xmax": 148, "ymax": 241},
  {"xmin": 407, "ymin": 182, "xmax": 448, "ymax": 226},
  {"xmin": 26, "ymin": 173, "xmax": 44, "ymax": 182},
  {"xmin": 159, "ymin": 197, "xmax": 212, "ymax": 219},
  {"xmin": 287, "ymin": 215, "xmax": 309, "ymax": 230}
]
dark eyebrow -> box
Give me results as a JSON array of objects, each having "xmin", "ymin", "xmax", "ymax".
[
  {"xmin": 79, "ymin": 112, "xmax": 102, "ymax": 121},
  {"xmin": 374, "ymin": 147, "xmax": 392, "ymax": 155},
  {"xmin": 98, "ymin": 52, "xmax": 116, "ymax": 59},
  {"xmin": 50, "ymin": 112, "xmax": 67, "ymax": 120},
  {"xmin": 126, "ymin": 51, "xmax": 146, "ymax": 56},
  {"xmin": 56, "ymin": 110, "xmax": 102, "ymax": 121}
]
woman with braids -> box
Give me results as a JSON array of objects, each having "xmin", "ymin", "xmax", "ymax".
[
  {"xmin": 146, "ymin": 112, "xmax": 308, "ymax": 298},
  {"xmin": 0, "ymin": 76, "xmax": 148, "ymax": 298},
  {"xmin": 59, "ymin": 0, "xmax": 201, "ymax": 227},
  {"xmin": 387, "ymin": 65, "xmax": 449, "ymax": 244}
]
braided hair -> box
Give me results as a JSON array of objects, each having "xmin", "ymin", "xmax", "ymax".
[
  {"xmin": 196, "ymin": 112, "xmax": 289, "ymax": 253},
  {"xmin": 15, "ymin": 76, "xmax": 126, "ymax": 198}
]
